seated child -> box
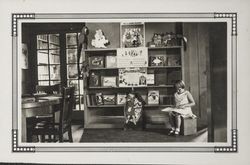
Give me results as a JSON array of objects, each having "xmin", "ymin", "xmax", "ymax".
[{"xmin": 162, "ymin": 80, "xmax": 196, "ymax": 135}]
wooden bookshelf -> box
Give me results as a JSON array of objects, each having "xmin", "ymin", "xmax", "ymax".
[{"xmin": 83, "ymin": 22, "xmax": 185, "ymax": 129}]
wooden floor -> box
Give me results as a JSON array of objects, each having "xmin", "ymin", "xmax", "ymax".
[{"xmin": 70, "ymin": 124, "xmax": 208, "ymax": 143}]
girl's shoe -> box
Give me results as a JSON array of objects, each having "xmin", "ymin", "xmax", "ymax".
[
  {"xmin": 168, "ymin": 129, "xmax": 175, "ymax": 136},
  {"xmin": 174, "ymin": 130, "xmax": 180, "ymax": 136}
]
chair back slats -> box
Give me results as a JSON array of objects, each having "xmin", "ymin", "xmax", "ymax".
[{"xmin": 60, "ymin": 87, "xmax": 75, "ymax": 127}]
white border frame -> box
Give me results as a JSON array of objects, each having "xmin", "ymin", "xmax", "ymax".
[{"xmin": 12, "ymin": 13, "xmax": 237, "ymax": 152}]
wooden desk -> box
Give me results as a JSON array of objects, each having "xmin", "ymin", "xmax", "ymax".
[{"xmin": 21, "ymin": 95, "xmax": 61, "ymax": 142}]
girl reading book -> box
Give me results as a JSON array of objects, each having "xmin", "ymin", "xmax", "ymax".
[{"xmin": 162, "ymin": 80, "xmax": 196, "ymax": 135}]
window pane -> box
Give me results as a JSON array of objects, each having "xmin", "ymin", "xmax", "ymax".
[
  {"xmin": 67, "ymin": 64, "xmax": 78, "ymax": 79},
  {"xmin": 67, "ymin": 49, "xmax": 77, "ymax": 63},
  {"xmin": 49, "ymin": 34, "xmax": 60, "ymax": 49},
  {"xmin": 38, "ymin": 81, "xmax": 49, "ymax": 85},
  {"xmin": 49, "ymin": 51, "xmax": 60, "ymax": 64},
  {"xmin": 37, "ymin": 40, "xmax": 48, "ymax": 49},
  {"xmin": 38, "ymin": 65, "xmax": 49, "ymax": 80},
  {"xmin": 50, "ymin": 80, "xmax": 60, "ymax": 86},
  {"xmin": 68, "ymin": 80, "xmax": 79, "ymax": 95},
  {"xmin": 37, "ymin": 50, "xmax": 48, "ymax": 65},
  {"xmin": 50, "ymin": 65, "xmax": 60, "ymax": 80},
  {"xmin": 66, "ymin": 33, "xmax": 77, "ymax": 48}
]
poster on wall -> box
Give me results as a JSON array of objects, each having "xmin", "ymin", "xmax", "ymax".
[
  {"xmin": 119, "ymin": 67, "xmax": 147, "ymax": 87},
  {"xmin": 117, "ymin": 47, "xmax": 148, "ymax": 68},
  {"xmin": 121, "ymin": 22, "xmax": 145, "ymax": 48}
]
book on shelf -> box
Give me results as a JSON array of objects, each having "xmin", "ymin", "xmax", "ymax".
[
  {"xmin": 118, "ymin": 68, "xmax": 147, "ymax": 87},
  {"xmin": 147, "ymin": 90, "xmax": 160, "ymax": 105},
  {"xmin": 154, "ymin": 70, "xmax": 167, "ymax": 86},
  {"xmin": 146, "ymin": 74, "xmax": 155, "ymax": 85},
  {"xmin": 86, "ymin": 95, "xmax": 91, "ymax": 106},
  {"xmin": 89, "ymin": 56, "xmax": 104, "ymax": 68},
  {"xmin": 117, "ymin": 93, "xmax": 127, "ymax": 105},
  {"xmin": 167, "ymin": 54, "xmax": 181, "ymax": 66},
  {"xmin": 101, "ymin": 76, "xmax": 117, "ymax": 87},
  {"xmin": 149, "ymin": 55, "xmax": 167, "ymax": 66},
  {"xmin": 167, "ymin": 70, "xmax": 181, "ymax": 84},
  {"xmin": 95, "ymin": 93, "xmax": 104, "ymax": 105},
  {"xmin": 103, "ymin": 94, "xmax": 116, "ymax": 105},
  {"xmin": 105, "ymin": 55, "xmax": 117, "ymax": 68},
  {"xmin": 89, "ymin": 72, "xmax": 100, "ymax": 87},
  {"xmin": 121, "ymin": 22, "xmax": 145, "ymax": 48}
]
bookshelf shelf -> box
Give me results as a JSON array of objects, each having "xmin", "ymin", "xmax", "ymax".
[
  {"xmin": 88, "ymin": 105, "xmax": 124, "ymax": 108},
  {"xmin": 147, "ymin": 46, "xmax": 183, "ymax": 50},
  {"xmin": 84, "ymin": 48, "xmax": 117, "ymax": 52},
  {"xmin": 88, "ymin": 85, "xmax": 174, "ymax": 89}
]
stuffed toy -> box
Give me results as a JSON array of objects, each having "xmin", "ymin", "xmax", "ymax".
[{"xmin": 91, "ymin": 29, "xmax": 109, "ymax": 48}]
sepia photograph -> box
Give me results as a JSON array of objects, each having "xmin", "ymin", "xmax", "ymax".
[
  {"xmin": 1, "ymin": 0, "xmax": 250, "ymax": 164},
  {"xmin": 18, "ymin": 16, "xmax": 231, "ymax": 148}
]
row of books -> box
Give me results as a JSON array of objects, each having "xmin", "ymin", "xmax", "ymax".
[
  {"xmin": 87, "ymin": 91, "xmax": 174, "ymax": 106},
  {"xmin": 89, "ymin": 70, "xmax": 181, "ymax": 87},
  {"xmin": 88, "ymin": 54, "xmax": 181, "ymax": 69}
]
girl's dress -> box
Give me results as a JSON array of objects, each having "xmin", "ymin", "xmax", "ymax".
[{"xmin": 162, "ymin": 91, "xmax": 196, "ymax": 118}]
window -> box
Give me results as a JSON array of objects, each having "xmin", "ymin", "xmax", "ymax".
[{"xmin": 37, "ymin": 34, "xmax": 61, "ymax": 86}]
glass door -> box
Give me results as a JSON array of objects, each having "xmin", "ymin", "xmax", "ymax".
[{"xmin": 66, "ymin": 33, "xmax": 84, "ymax": 111}]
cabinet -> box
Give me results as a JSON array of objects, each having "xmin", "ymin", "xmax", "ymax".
[{"xmin": 83, "ymin": 22, "xmax": 185, "ymax": 128}]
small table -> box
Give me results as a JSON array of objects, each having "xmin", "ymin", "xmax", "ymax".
[{"xmin": 22, "ymin": 95, "xmax": 61, "ymax": 142}]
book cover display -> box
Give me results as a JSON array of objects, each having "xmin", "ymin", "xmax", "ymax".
[
  {"xmin": 146, "ymin": 74, "xmax": 155, "ymax": 85},
  {"xmin": 101, "ymin": 76, "xmax": 117, "ymax": 87},
  {"xmin": 147, "ymin": 90, "xmax": 160, "ymax": 105},
  {"xmin": 121, "ymin": 22, "xmax": 145, "ymax": 48},
  {"xmin": 149, "ymin": 55, "xmax": 167, "ymax": 66},
  {"xmin": 119, "ymin": 68, "xmax": 147, "ymax": 87},
  {"xmin": 105, "ymin": 55, "xmax": 117, "ymax": 68},
  {"xmin": 95, "ymin": 93, "xmax": 104, "ymax": 105},
  {"xmin": 89, "ymin": 56, "xmax": 104, "ymax": 68},
  {"xmin": 167, "ymin": 54, "xmax": 181, "ymax": 66},
  {"xmin": 89, "ymin": 72, "xmax": 100, "ymax": 87},
  {"xmin": 103, "ymin": 94, "xmax": 116, "ymax": 105},
  {"xmin": 117, "ymin": 94, "xmax": 127, "ymax": 105}
]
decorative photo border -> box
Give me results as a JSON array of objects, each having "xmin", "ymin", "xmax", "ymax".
[{"xmin": 12, "ymin": 13, "xmax": 237, "ymax": 152}]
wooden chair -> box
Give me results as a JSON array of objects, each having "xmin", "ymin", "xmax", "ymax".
[
  {"xmin": 29, "ymin": 87, "xmax": 75, "ymax": 142},
  {"xmin": 26, "ymin": 84, "xmax": 61, "ymax": 142}
]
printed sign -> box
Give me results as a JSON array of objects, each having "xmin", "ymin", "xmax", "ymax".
[{"xmin": 117, "ymin": 47, "xmax": 148, "ymax": 68}]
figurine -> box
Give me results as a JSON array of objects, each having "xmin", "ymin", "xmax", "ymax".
[{"xmin": 91, "ymin": 29, "xmax": 109, "ymax": 48}]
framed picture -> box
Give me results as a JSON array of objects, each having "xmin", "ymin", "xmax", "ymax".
[
  {"xmin": 103, "ymin": 94, "xmax": 116, "ymax": 105},
  {"xmin": 101, "ymin": 76, "xmax": 117, "ymax": 87},
  {"xmin": 117, "ymin": 93, "xmax": 127, "ymax": 105}
]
